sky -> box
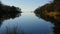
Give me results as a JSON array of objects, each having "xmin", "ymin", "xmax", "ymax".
[{"xmin": 1, "ymin": 0, "xmax": 52, "ymax": 12}]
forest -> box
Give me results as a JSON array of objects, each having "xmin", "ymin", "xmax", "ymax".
[
  {"xmin": 0, "ymin": 1, "xmax": 22, "ymax": 15},
  {"xmin": 0, "ymin": 1, "xmax": 22, "ymax": 19},
  {"xmin": 34, "ymin": 0, "xmax": 60, "ymax": 23}
]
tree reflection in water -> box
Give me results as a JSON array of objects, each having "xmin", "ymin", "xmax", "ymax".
[
  {"xmin": 0, "ymin": 1, "xmax": 24, "ymax": 34},
  {"xmin": 34, "ymin": 13, "xmax": 60, "ymax": 34},
  {"xmin": 0, "ymin": 12, "xmax": 24, "ymax": 34},
  {"xmin": 34, "ymin": 0, "xmax": 60, "ymax": 34}
]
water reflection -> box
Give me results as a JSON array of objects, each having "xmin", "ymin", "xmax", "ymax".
[
  {"xmin": 34, "ymin": 13, "xmax": 60, "ymax": 34},
  {"xmin": 0, "ymin": 12, "xmax": 21, "ymax": 24},
  {"xmin": 0, "ymin": 13, "xmax": 54, "ymax": 34},
  {"xmin": 0, "ymin": 12, "xmax": 22, "ymax": 34}
]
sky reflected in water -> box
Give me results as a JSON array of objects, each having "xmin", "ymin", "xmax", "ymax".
[{"xmin": 0, "ymin": 13, "xmax": 54, "ymax": 34}]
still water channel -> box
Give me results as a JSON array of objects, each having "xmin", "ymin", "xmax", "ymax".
[{"xmin": 0, "ymin": 13, "xmax": 54, "ymax": 34}]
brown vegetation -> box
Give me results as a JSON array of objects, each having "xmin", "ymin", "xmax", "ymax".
[
  {"xmin": 34, "ymin": 0, "xmax": 60, "ymax": 34},
  {"xmin": 34, "ymin": 0, "xmax": 60, "ymax": 23}
]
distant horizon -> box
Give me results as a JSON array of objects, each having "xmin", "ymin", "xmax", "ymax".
[{"xmin": 1, "ymin": 0, "xmax": 53, "ymax": 12}]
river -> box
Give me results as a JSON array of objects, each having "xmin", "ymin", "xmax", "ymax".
[{"xmin": 0, "ymin": 13, "xmax": 54, "ymax": 34}]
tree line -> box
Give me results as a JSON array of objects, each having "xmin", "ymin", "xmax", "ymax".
[
  {"xmin": 34, "ymin": 0, "xmax": 60, "ymax": 14},
  {"xmin": 34, "ymin": 0, "xmax": 60, "ymax": 23},
  {"xmin": 0, "ymin": 1, "xmax": 22, "ymax": 16}
]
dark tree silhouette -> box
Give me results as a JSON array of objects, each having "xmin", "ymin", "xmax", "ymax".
[
  {"xmin": 0, "ymin": 1, "xmax": 22, "ymax": 27},
  {"xmin": 0, "ymin": 1, "xmax": 22, "ymax": 15}
]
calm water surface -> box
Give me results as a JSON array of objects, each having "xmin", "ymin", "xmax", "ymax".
[{"xmin": 0, "ymin": 13, "xmax": 54, "ymax": 34}]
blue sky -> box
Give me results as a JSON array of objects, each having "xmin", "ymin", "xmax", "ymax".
[{"xmin": 1, "ymin": 0, "xmax": 52, "ymax": 12}]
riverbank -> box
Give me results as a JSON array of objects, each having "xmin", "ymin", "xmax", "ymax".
[{"xmin": 34, "ymin": 0, "xmax": 60, "ymax": 23}]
